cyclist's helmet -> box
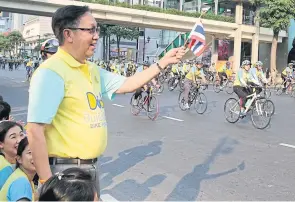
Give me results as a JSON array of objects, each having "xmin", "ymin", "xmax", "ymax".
[
  {"xmin": 40, "ymin": 38, "xmax": 59, "ymax": 54},
  {"xmin": 256, "ymin": 61, "xmax": 263, "ymax": 67},
  {"xmin": 241, "ymin": 60, "xmax": 251, "ymax": 67},
  {"xmin": 288, "ymin": 62, "xmax": 294, "ymax": 67}
]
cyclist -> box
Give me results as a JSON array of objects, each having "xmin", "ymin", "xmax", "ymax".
[
  {"xmin": 218, "ymin": 61, "xmax": 231, "ymax": 86},
  {"xmin": 40, "ymin": 38, "xmax": 59, "ymax": 61},
  {"xmin": 233, "ymin": 60, "xmax": 252, "ymax": 116},
  {"xmin": 132, "ymin": 61, "xmax": 159, "ymax": 105},
  {"xmin": 183, "ymin": 60, "xmax": 207, "ymax": 109},
  {"xmin": 249, "ymin": 61, "xmax": 268, "ymax": 95},
  {"xmin": 281, "ymin": 62, "xmax": 294, "ymax": 91}
]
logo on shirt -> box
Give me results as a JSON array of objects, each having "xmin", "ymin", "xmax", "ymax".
[{"xmin": 86, "ymin": 92, "xmax": 104, "ymax": 110}]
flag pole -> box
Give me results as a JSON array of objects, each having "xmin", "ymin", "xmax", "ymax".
[{"xmin": 184, "ymin": 10, "xmax": 206, "ymax": 48}]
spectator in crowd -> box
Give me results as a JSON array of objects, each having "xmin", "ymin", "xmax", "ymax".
[
  {"xmin": 0, "ymin": 121, "xmax": 25, "ymax": 189},
  {"xmin": 0, "ymin": 137, "xmax": 36, "ymax": 201},
  {"xmin": 288, "ymin": 38, "xmax": 295, "ymax": 63},
  {"xmin": 39, "ymin": 167, "xmax": 97, "ymax": 201}
]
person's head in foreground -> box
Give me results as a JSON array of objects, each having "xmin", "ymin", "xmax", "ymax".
[
  {"xmin": 40, "ymin": 38, "xmax": 59, "ymax": 60},
  {"xmin": 52, "ymin": 5, "xmax": 100, "ymax": 63},
  {"xmin": 15, "ymin": 137, "xmax": 36, "ymax": 175},
  {"xmin": 39, "ymin": 167, "xmax": 97, "ymax": 201},
  {"xmin": 0, "ymin": 121, "xmax": 25, "ymax": 162}
]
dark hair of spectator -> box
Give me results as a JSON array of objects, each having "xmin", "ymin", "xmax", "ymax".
[
  {"xmin": 52, "ymin": 5, "xmax": 90, "ymax": 45},
  {"xmin": 0, "ymin": 101, "xmax": 11, "ymax": 120},
  {"xmin": 15, "ymin": 137, "xmax": 29, "ymax": 169},
  {"xmin": 39, "ymin": 167, "xmax": 96, "ymax": 201},
  {"xmin": 0, "ymin": 121, "xmax": 23, "ymax": 143}
]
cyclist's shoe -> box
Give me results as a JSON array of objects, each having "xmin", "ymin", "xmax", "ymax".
[
  {"xmin": 185, "ymin": 103, "xmax": 190, "ymax": 109},
  {"xmin": 240, "ymin": 109, "xmax": 246, "ymax": 118}
]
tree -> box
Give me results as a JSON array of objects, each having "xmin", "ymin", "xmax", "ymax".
[
  {"xmin": 0, "ymin": 34, "xmax": 11, "ymax": 56},
  {"xmin": 251, "ymin": 0, "xmax": 295, "ymax": 83},
  {"xmin": 106, "ymin": 25, "xmax": 140, "ymax": 59},
  {"xmin": 7, "ymin": 31, "xmax": 24, "ymax": 56}
]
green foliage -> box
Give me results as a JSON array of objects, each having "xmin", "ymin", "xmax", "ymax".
[
  {"xmin": 76, "ymin": 0, "xmax": 235, "ymax": 23},
  {"xmin": 251, "ymin": 0, "xmax": 295, "ymax": 35},
  {"xmin": 106, "ymin": 25, "xmax": 140, "ymax": 41}
]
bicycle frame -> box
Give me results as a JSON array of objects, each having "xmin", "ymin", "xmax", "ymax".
[{"xmin": 244, "ymin": 89, "xmax": 264, "ymax": 115}]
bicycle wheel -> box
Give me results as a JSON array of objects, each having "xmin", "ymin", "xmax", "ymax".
[
  {"xmin": 226, "ymin": 81, "xmax": 234, "ymax": 94},
  {"xmin": 168, "ymin": 78, "xmax": 176, "ymax": 91},
  {"xmin": 178, "ymin": 91, "xmax": 187, "ymax": 111},
  {"xmin": 158, "ymin": 74, "xmax": 165, "ymax": 84},
  {"xmin": 251, "ymin": 100, "xmax": 271, "ymax": 129},
  {"xmin": 130, "ymin": 94, "xmax": 141, "ymax": 115},
  {"xmin": 262, "ymin": 99, "xmax": 275, "ymax": 116},
  {"xmin": 264, "ymin": 87, "xmax": 271, "ymax": 99},
  {"xmin": 213, "ymin": 79, "xmax": 221, "ymax": 93},
  {"xmin": 194, "ymin": 92, "xmax": 207, "ymax": 114},
  {"xmin": 224, "ymin": 98, "xmax": 240, "ymax": 123},
  {"xmin": 146, "ymin": 95, "xmax": 159, "ymax": 120},
  {"xmin": 274, "ymin": 84, "xmax": 284, "ymax": 95},
  {"xmin": 179, "ymin": 78, "xmax": 185, "ymax": 91}
]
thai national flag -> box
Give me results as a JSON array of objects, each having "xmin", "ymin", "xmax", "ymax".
[{"xmin": 187, "ymin": 21, "xmax": 206, "ymax": 57}]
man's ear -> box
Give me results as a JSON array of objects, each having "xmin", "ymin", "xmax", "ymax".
[{"xmin": 63, "ymin": 29, "xmax": 73, "ymax": 43}]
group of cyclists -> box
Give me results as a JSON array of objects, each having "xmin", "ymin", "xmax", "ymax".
[{"xmin": 2, "ymin": 37, "xmax": 295, "ymax": 119}]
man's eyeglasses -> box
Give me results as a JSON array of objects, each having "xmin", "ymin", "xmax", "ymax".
[{"xmin": 66, "ymin": 27, "xmax": 100, "ymax": 35}]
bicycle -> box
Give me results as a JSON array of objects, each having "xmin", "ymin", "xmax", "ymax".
[
  {"xmin": 224, "ymin": 86, "xmax": 274, "ymax": 129},
  {"xmin": 178, "ymin": 83, "xmax": 208, "ymax": 114},
  {"xmin": 274, "ymin": 77, "xmax": 295, "ymax": 96},
  {"xmin": 167, "ymin": 72, "xmax": 185, "ymax": 91},
  {"xmin": 213, "ymin": 75, "xmax": 234, "ymax": 94},
  {"xmin": 130, "ymin": 86, "xmax": 159, "ymax": 120}
]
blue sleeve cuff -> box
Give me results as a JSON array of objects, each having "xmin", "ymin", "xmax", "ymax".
[
  {"xmin": 100, "ymin": 68, "xmax": 126, "ymax": 100},
  {"xmin": 7, "ymin": 177, "xmax": 33, "ymax": 201},
  {"xmin": 27, "ymin": 68, "xmax": 65, "ymax": 124}
]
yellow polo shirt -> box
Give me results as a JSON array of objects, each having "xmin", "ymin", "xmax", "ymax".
[{"xmin": 27, "ymin": 48, "xmax": 126, "ymax": 159}]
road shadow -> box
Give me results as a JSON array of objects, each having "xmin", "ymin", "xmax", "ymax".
[
  {"xmin": 101, "ymin": 174, "xmax": 166, "ymax": 201},
  {"xmin": 99, "ymin": 141, "xmax": 163, "ymax": 189},
  {"xmin": 165, "ymin": 137, "xmax": 245, "ymax": 201}
]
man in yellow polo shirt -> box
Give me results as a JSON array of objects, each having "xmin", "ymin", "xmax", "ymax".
[{"xmin": 26, "ymin": 5, "xmax": 185, "ymax": 197}]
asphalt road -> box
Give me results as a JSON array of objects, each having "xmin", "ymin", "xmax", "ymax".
[{"xmin": 1, "ymin": 67, "xmax": 295, "ymax": 201}]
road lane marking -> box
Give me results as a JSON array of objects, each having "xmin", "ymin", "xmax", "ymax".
[
  {"xmin": 162, "ymin": 116, "xmax": 184, "ymax": 122},
  {"xmin": 279, "ymin": 143, "xmax": 295, "ymax": 149},
  {"xmin": 11, "ymin": 112, "xmax": 27, "ymax": 117},
  {"xmin": 112, "ymin": 104, "xmax": 125, "ymax": 108},
  {"xmin": 100, "ymin": 194, "xmax": 119, "ymax": 202}
]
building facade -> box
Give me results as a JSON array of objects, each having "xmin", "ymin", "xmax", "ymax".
[{"xmin": 21, "ymin": 16, "xmax": 54, "ymax": 57}]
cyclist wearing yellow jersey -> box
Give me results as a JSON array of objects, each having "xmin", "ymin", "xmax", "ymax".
[
  {"xmin": 183, "ymin": 61, "xmax": 207, "ymax": 109},
  {"xmin": 233, "ymin": 60, "xmax": 252, "ymax": 115},
  {"xmin": 281, "ymin": 63, "xmax": 294, "ymax": 90},
  {"xmin": 218, "ymin": 61, "xmax": 231, "ymax": 86}
]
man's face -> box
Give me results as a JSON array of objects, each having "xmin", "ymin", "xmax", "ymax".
[
  {"xmin": 70, "ymin": 12, "xmax": 99, "ymax": 59},
  {"xmin": 196, "ymin": 64, "xmax": 203, "ymax": 69}
]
